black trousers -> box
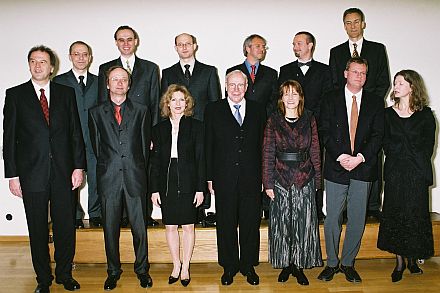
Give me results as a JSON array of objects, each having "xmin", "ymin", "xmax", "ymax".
[
  {"xmin": 102, "ymin": 187, "xmax": 149, "ymax": 277},
  {"xmin": 23, "ymin": 185, "xmax": 76, "ymax": 285},
  {"xmin": 215, "ymin": 187, "xmax": 261, "ymax": 274}
]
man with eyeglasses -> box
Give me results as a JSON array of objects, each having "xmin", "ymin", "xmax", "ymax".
[
  {"xmin": 330, "ymin": 8, "xmax": 390, "ymax": 221},
  {"xmin": 54, "ymin": 41, "xmax": 101, "ymax": 229},
  {"xmin": 89, "ymin": 66, "xmax": 153, "ymax": 290},
  {"xmin": 205, "ymin": 70, "xmax": 266, "ymax": 286},
  {"xmin": 318, "ymin": 57, "xmax": 384, "ymax": 283},
  {"xmin": 98, "ymin": 25, "xmax": 160, "ymax": 227}
]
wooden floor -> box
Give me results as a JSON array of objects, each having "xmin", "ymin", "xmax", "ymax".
[{"xmin": 1, "ymin": 241, "xmax": 440, "ymax": 292}]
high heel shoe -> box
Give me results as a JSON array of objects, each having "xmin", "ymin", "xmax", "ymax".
[
  {"xmin": 180, "ymin": 269, "xmax": 191, "ymax": 287},
  {"xmin": 391, "ymin": 264, "xmax": 406, "ymax": 282},
  {"xmin": 408, "ymin": 262, "xmax": 423, "ymax": 274},
  {"xmin": 168, "ymin": 264, "xmax": 181, "ymax": 284},
  {"xmin": 292, "ymin": 265, "xmax": 309, "ymax": 285}
]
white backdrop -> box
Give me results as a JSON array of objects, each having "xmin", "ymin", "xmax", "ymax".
[{"xmin": 1, "ymin": 0, "xmax": 439, "ymax": 235}]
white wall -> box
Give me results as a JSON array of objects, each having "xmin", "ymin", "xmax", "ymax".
[{"xmin": 1, "ymin": 0, "xmax": 439, "ymax": 235}]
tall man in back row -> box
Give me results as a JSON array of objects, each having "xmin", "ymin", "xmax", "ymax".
[
  {"xmin": 3, "ymin": 45, "xmax": 85, "ymax": 293},
  {"xmin": 329, "ymin": 7, "xmax": 390, "ymax": 220}
]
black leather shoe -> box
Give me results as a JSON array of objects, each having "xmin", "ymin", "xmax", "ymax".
[
  {"xmin": 408, "ymin": 263, "xmax": 423, "ymax": 274},
  {"xmin": 75, "ymin": 219, "xmax": 84, "ymax": 229},
  {"xmin": 89, "ymin": 217, "xmax": 102, "ymax": 227},
  {"xmin": 317, "ymin": 266, "xmax": 339, "ymax": 281},
  {"xmin": 244, "ymin": 269, "xmax": 259, "ymax": 285},
  {"xmin": 221, "ymin": 271, "xmax": 234, "ymax": 285},
  {"xmin": 292, "ymin": 266, "xmax": 309, "ymax": 285},
  {"xmin": 138, "ymin": 273, "xmax": 153, "ymax": 288},
  {"xmin": 120, "ymin": 217, "xmax": 129, "ymax": 228},
  {"xmin": 340, "ymin": 265, "xmax": 362, "ymax": 283},
  {"xmin": 278, "ymin": 266, "xmax": 292, "ymax": 282},
  {"xmin": 147, "ymin": 217, "xmax": 159, "ymax": 227},
  {"xmin": 104, "ymin": 275, "xmax": 119, "ymax": 291},
  {"xmin": 391, "ymin": 266, "xmax": 405, "ymax": 282},
  {"xmin": 35, "ymin": 283, "xmax": 50, "ymax": 293},
  {"xmin": 56, "ymin": 278, "xmax": 80, "ymax": 291},
  {"xmin": 181, "ymin": 276, "xmax": 191, "ymax": 287}
]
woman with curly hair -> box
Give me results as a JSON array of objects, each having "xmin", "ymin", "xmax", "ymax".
[{"xmin": 377, "ymin": 70, "xmax": 436, "ymax": 282}]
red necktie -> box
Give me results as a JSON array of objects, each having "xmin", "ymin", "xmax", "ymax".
[
  {"xmin": 250, "ymin": 65, "xmax": 256, "ymax": 83},
  {"xmin": 350, "ymin": 95, "xmax": 358, "ymax": 153},
  {"xmin": 39, "ymin": 89, "xmax": 49, "ymax": 124},
  {"xmin": 114, "ymin": 105, "xmax": 122, "ymax": 125}
]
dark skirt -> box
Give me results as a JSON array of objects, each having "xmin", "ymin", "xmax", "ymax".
[{"xmin": 160, "ymin": 158, "xmax": 198, "ymax": 225}]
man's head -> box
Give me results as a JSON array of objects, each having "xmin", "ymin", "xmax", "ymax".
[
  {"xmin": 344, "ymin": 57, "xmax": 368, "ymax": 93},
  {"xmin": 27, "ymin": 45, "xmax": 56, "ymax": 85},
  {"xmin": 106, "ymin": 66, "xmax": 131, "ymax": 101},
  {"xmin": 174, "ymin": 33, "xmax": 198, "ymax": 61},
  {"xmin": 69, "ymin": 41, "xmax": 92, "ymax": 73},
  {"xmin": 293, "ymin": 31, "xmax": 315, "ymax": 61},
  {"xmin": 243, "ymin": 34, "xmax": 267, "ymax": 63},
  {"xmin": 226, "ymin": 70, "xmax": 248, "ymax": 103},
  {"xmin": 343, "ymin": 8, "xmax": 366, "ymax": 41},
  {"xmin": 114, "ymin": 25, "xmax": 138, "ymax": 58}
]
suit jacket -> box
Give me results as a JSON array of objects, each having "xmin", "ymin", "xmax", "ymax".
[
  {"xmin": 98, "ymin": 56, "xmax": 160, "ymax": 125},
  {"xmin": 150, "ymin": 116, "xmax": 205, "ymax": 195},
  {"xmin": 278, "ymin": 60, "xmax": 332, "ymax": 121},
  {"xmin": 53, "ymin": 70, "xmax": 98, "ymax": 156},
  {"xmin": 88, "ymin": 99, "xmax": 151, "ymax": 198},
  {"xmin": 329, "ymin": 39, "xmax": 390, "ymax": 99},
  {"xmin": 226, "ymin": 62, "xmax": 278, "ymax": 117},
  {"xmin": 3, "ymin": 80, "xmax": 86, "ymax": 192},
  {"xmin": 319, "ymin": 89, "xmax": 384, "ymax": 184},
  {"xmin": 205, "ymin": 99, "xmax": 266, "ymax": 196},
  {"xmin": 161, "ymin": 60, "xmax": 221, "ymax": 121}
]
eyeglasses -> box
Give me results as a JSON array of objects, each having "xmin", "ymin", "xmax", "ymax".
[
  {"xmin": 348, "ymin": 70, "xmax": 367, "ymax": 77},
  {"xmin": 70, "ymin": 52, "xmax": 89, "ymax": 58},
  {"xmin": 176, "ymin": 42, "xmax": 193, "ymax": 48},
  {"xmin": 110, "ymin": 77, "xmax": 129, "ymax": 83},
  {"xmin": 227, "ymin": 83, "xmax": 246, "ymax": 90}
]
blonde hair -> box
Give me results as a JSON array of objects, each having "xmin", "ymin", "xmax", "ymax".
[{"xmin": 160, "ymin": 84, "xmax": 195, "ymax": 118}]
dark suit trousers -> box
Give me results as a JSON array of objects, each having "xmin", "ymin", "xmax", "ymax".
[
  {"xmin": 22, "ymin": 185, "xmax": 76, "ymax": 284},
  {"xmin": 215, "ymin": 187, "xmax": 261, "ymax": 274},
  {"xmin": 102, "ymin": 187, "xmax": 149, "ymax": 276}
]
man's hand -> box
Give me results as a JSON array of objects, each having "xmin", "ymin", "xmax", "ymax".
[
  {"xmin": 339, "ymin": 155, "xmax": 363, "ymax": 171},
  {"xmin": 207, "ymin": 181, "xmax": 214, "ymax": 195},
  {"xmin": 193, "ymin": 192, "xmax": 204, "ymax": 207},
  {"xmin": 265, "ymin": 189, "xmax": 275, "ymax": 201},
  {"xmin": 9, "ymin": 178, "xmax": 22, "ymax": 198},
  {"xmin": 71, "ymin": 169, "xmax": 84, "ymax": 190},
  {"xmin": 151, "ymin": 192, "xmax": 161, "ymax": 207}
]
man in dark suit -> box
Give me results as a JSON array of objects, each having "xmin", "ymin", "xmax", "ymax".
[
  {"xmin": 161, "ymin": 32, "xmax": 221, "ymax": 121},
  {"xmin": 278, "ymin": 31, "xmax": 332, "ymax": 221},
  {"xmin": 98, "ymin": 25, "xmax": 160, "ymax": 226},
  {"xmin": 318, "ymin": 58, "xmax": 384, "ymax": 283},
  {"xmin": 329, "ymin": 8, "xmax": 390, "ymax": 220},
  {"xmin": 53, "ymin": 41, "xmax": 101, "ymax": 229},
  {"xmin": 3, "ymin": 45, "xmax": 85, "ymax": 293},
  {"xmin": 205, "ymin": 70, "xmax": 266, "ymax": 286},
  {"xmin": 89, "ymin": 66, "xmax": 152, "ymax": 290}
]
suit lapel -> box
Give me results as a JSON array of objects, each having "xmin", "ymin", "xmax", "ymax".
[
  {"xmin": 103, "ymin": 101, "xmax": 119, "ymax": 133},
  {"xmin": 120, "ymin": 99, "xmax": 134, "ymax": 129},
  {"xmin": 221, "ymin": 99, "xmax": 241, "ymax": 128},
  {"xmin": 191, "ymin": 61, "xmax": 203, "ymax": 84}
]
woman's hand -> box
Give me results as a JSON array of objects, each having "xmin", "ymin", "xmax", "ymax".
[
  {"xmin": 151, "ymin": 192, "xmax": 161, "ymax": 207},
  {"xmin": 266, "ymin": 189, "xmax": 275, "ymax": 201},
  {"xmin": 194, "ymin": 192, "xmax": 204, "ymax": 207}
]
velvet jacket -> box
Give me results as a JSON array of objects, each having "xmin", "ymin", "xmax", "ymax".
[{"xmin": 262, "ymin": 109, "xmax": 321, "ymax": 191}]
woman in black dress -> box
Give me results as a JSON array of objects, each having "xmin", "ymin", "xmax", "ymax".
[
  {"xmin": 151, "ymin": 84, "xmax": 205, "ymax": 287},
  {"xmin": 377, "ymin": 70, "xmax": 436, "ymax": 282}
]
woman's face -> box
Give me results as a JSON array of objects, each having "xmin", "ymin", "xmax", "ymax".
[
  {"xmin": 168, "ymin": 91, "xmax": 186, "ymax": 117},
  {"xmin": 393, "ymin": 75, "xmax": 412, "ymax": 99},
  {"xmin": 282, "ymin": 87, "xmax": 300, "ymax": 111}
]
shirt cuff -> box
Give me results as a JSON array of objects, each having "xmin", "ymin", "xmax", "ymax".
[{"xmin": 357, "ymin": 153, "xmax": 365, "ymax": 162}]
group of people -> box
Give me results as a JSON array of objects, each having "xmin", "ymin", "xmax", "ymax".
[{"xmin": 2, "ymin": 6, "xmax": 436, "ymax": 293}]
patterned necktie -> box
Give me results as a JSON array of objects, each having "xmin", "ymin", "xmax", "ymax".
[
  {"xmin": 184, "ymin": 64, "xmax": 191, "ymax": 81},
  {"xmin": 350, "ymin": 95, "xmax": 358, "ymax": 153},
  {"xmin": 250, "ymin": 65, "xmax": 256, "ymax": 83},
  {"xmin": 233, "ymin": 104, "xmax": 242, "ymax": 126},
  {"xmin": 352, "ymin": 43, "xmax": 359, "ymax": 58},
  {"xmin": 126, "ymin": 60, "xmax": 132, "ymax": 74},
  {"xmin": 114, "ymin": 105, "xmax": 122, "ymax": 125},
  {"xmin": 39, "ymin": 89, "xmax": 49, "ymax": 125},
  {"xmin": 79, "ymin": 75, "xmax": 86, "ymax": 93}
]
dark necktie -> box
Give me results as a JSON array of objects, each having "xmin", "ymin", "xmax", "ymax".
[
  {"xmin": 352, "ymin": 43, "xmax": 359, "ymax": 58},
  {"xmin": 114, "ymin": 105, "xmax": 122, "ymax": 125},
  {"xmin": 250, "ymin": 65, "xmax": 256, "ymax": 83},
  {"xmin": 184, "ymin": 64, "xmax": 191, "ymax": 81},
  {"xmin": 79, "ymin": 75, "xmax": 86, "ymax": 93},
  {"xmin": 298, "ymin": 61, "xmax": 312, "ymax": 67},
  {"xmin": 233, "ymin": 104, "xmax": 242, "ymax": 126},
  {"xmin": 39, "ymin": 89, "xmax": 49, "ymax": 125},
  {"xmin": 350, "ymin": 95, "xmax": 358, "ymax": 153}
]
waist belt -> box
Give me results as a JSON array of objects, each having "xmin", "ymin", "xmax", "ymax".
[{"xmin": 276, "ymin": 151, "xmax": 309, "ymax": 162}]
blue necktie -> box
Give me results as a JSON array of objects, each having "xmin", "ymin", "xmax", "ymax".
[{"xmin": 233, "ymin": 104, "xmax": 242, "ymax": 126}]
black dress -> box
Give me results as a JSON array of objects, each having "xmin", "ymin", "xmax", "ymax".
[{"xmin": 377, "ymin": 106, "xmax": 436, "ymax": 258}]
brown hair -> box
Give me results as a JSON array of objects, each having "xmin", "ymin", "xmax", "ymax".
[
  {"xmin": 160, "ymin": 84, "xmax": 195, "ymax": 118},
  {"xmin": 278, "ymin": 80, "xmax": 305, "ymax": 117},
  {"xmin": 391, "ymin": 70, "xmax": 429, "ymax": 112}
]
